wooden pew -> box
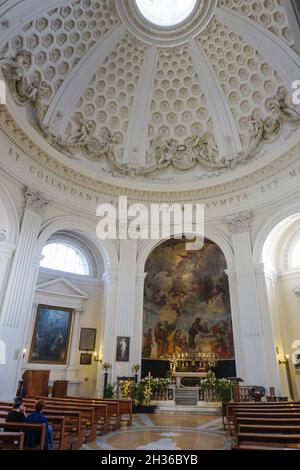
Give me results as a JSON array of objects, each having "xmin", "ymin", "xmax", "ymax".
[
  {"xmin": 69, "ymin": 396, "xmax": 132, "ymax": 428},
  {"xmin": 232, "ymin": 412, "xmax": 300, "ymax": 436},
  {"xmin": 1, "ymin": 422, "xmax": 46, "ymax": 450},
  {"xmin": 238, "ymin": 424, "xmax": 300, "ymax": 435},
  {"xmin": 227, "ymin": 403, "xmax": 300, "ymax": 433},
  {"xmin": 49, "ymin": 398, "xmax": 109, "ymax": 435},
  {"xmin": 232, "ymin": 444, "xmax": 300, "ymax": 450},
  {"xmin": 30, "ymin": 398, "xmax": 100, "ymax": 440},
  {"xmin": 38, "ymin": 396, "xmax": 116, "ymax": 432},
  {"xmin": 25, "ymin": 406, "xmax": 83, "ymax": 449},
  {"xmin": 236, "ymin": 431, "xmax": 300, "ymax": 448},
  {"xmin": 236, "ymin": 417, "xmax": 300, "ymax": 427},
  {"xmin": 0, "ymin": 432, "xmax": 24, "ymax": 450},
  {"xmin": 0, "ymin": 403, "xmax": 81, "ymax": 450}
]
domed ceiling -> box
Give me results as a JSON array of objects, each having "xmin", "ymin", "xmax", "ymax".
[{"xmin": 1, "ymin": 0, "xmax": 300, "ymax": 191}]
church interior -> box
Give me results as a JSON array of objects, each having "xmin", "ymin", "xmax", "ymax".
[{"xmin": 0, "ymin": 0, "xmax": 300, "ymax": 453}]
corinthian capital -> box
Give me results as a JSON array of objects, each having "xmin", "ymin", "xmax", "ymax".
[
  {"xmin": 24, "ymin": 187, "xmax": 49, "ymax": 214},
  {"xmin": 227, "ymin": 210, "xmax": 253, "ymax": 234}
]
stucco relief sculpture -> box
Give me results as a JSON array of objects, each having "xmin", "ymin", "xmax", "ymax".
[{"xmin": 1, "ymin": 52, "xmax": 300, "ymax": 179}]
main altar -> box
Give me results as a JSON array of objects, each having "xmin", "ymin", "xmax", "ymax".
[{"xmin": 170, "ymin": 352, "xmax": 216, "ymax": 388}]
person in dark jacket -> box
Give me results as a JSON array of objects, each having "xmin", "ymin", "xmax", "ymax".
[
  {"xmin": 5, "ymin": 398, "xmax": 26, "ymax": 423},
  {"xmin": 25, "ymin": 400, "xmax": 54, "ymax": 450}
]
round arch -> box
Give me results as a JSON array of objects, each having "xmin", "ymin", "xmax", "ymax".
[
  {"xmin": 253, "ymin": 202, "xmax": 300, "ymax": 265},
  {"xmin": 137, "ymin": 225, "xmax": 234, "ymax": 273},
  {"xmin": 0, "ymin": 180, "xmax": 19, "ymax": 246},
  {"xmin": 37, "ymin": 216, "xmax": 119, "ymax": 274}
]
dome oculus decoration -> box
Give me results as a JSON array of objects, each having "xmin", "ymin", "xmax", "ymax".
[{"xmin": 135, "ymin": 0, "xmax": 197, "ymax": 27}]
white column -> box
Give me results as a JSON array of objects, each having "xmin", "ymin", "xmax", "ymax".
[
  {"xmin": 114, "ymin": 239, "xmax": 137, "ymax": 379},
  {"xmin": 254, "ymin": 263, "xmax": 281, "ymax": 394},
  {"xmin": 227, "ymin": 211, "xmax": 268, "ymax": 387},
  {"xmin": 0, "ymin": 188, "xmax": 48, "ymax": 400},
  {"xmin": 66, "ymin": 308, "xmax": 84, "ymax": 379},
  {"xmin": 132, "ymin": 271, "xmax": 147, "ymax": 379},
  {"xmin": 225, "ymin": 269, "xmax": 245, "ymax": 380},
  {"xmin": 101, "ymin": 270, "xmax": 119, "ymax": 387},
  {"xmin": 0, "ymin": 242, "xmax": 15, "ymax": 306}
]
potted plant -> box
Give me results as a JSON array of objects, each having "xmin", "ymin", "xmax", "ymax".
[
  {"xmin": 133, "ymin": 377, "xmax": 156, "ymax": 413},
  {"xmin": 216, "ymin": 378, "xmax": 234, "ymax": 403},
  {"xmin": 103, "ymin": 383, "xmax": 114, "ymax": 398}
]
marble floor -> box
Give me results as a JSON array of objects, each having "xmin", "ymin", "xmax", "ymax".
[{"xmin": 86, "ymin": 412, "xmax": 232, "ymax": 451}]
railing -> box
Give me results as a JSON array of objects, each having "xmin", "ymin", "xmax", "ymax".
[{"xmin": 198, "ymin": 388, "xmax": 221, "ymax": 402}]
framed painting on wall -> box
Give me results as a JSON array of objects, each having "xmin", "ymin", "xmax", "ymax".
[
  {"xmin": 79, "ymin": 328, "xmax": 97, "ymax": 351},
  {"xmin": 80, "ymin": 353, "xmax": 93, "ymax": 365},
  {"xmin": 29, "ymin": 304, "xmax": 73, "ymax": 364},
  {"xmin": 116, "ymin": 336, "xmax": 130, "ymax": 362}
]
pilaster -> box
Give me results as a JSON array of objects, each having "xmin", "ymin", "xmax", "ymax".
[
  {"xmin": 0, "ymin": 187, "xmax": 49, "ymax": 399},
  {"xmin": 227, "ymin": 211, "xmax": 269, "ymax": 387}
]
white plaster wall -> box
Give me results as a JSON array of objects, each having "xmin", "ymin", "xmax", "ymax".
[
  {"xmin": 277, "ymin": 272, "xmax": 300, "ymax": 399},
  {"xmin": 21, "ymin": 271, "xmax": 105, "ymax": 397}
]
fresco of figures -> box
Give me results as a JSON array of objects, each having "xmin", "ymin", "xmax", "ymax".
[{"xmin": 142, "ymin": 238, "xmax": 235, "ymax": 361}]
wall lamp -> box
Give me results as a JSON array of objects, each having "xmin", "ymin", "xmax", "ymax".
[{"xmin": 93, "ymin": 352, "xmax": 102, "ymax": 363}]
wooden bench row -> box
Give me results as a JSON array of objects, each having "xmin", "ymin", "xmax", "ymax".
[
  {"xmin": 0, "ymin": 422, "xmax": 46, "ymax": 450},
  {"xmin": 0, "ymin": 432, "xmax": 25, "ymax": 450},
  {"xmin": 223, "ymin": 401, "xmax": 300, "ymax": 449},
  {"xmin": 0, "ymin": 396, "xmax": 132, "ymax": 450},
  {"xmin": 222, "ymin": 401, "xmax": 300, "ymax": 431}
]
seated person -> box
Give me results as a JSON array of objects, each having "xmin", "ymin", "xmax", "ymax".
[
  {"xmin": 25, "ymin": 400, "xmax": 54, "ymax": 450},
  {"xmin": 5, "ymin": 397, "xmax": 26, "ymax": 424}
]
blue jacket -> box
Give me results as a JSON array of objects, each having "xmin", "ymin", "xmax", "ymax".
[{"xmin": 25, "ymin": 412, "xmax": 52, "ymax": 450}]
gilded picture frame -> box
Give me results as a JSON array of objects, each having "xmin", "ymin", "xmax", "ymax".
[{"xmin": 29, "ymin": 304, "xmax": 73, "ymax": 364}]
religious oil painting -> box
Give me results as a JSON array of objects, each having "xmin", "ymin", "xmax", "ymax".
[
  {"xmin": 116, "ymin": 336, "xmax": 130, "ymax": 362},
  {"xmin": 142, "ymin": 238, "xmax": 235, "ymax": 361},
  {"xmin": 29, "ymin": 304, "xmax": 73, "ymax": 364},
  {"xmin": 79, "ymin": 328, "xmax": 97, "ymax": 351}
]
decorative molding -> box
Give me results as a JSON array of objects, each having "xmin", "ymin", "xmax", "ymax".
[
  {"xmin": 1, "ymin": 51, "xmax": 300, "ymax": 179},
  {"xmin": 189, "ymin": 37, "xmax": 242, "ymax": 159},
  {"xmin": 35, "ymin": 277, "xmax": 89, "ymax": 299},
  {"xmin": 102, "ymin": 271, "xmax": 119, "ymax": 283},
  {"xmin": 1, "ymin": 105, "xmax": 300, "ymax": 205},
  {"xmin": 216, "ymin": 5, "xmax": 300, "ymax": 85},
  {"xmin": 24, "ymin": 187, "xmax": 49, "ymax": 214},
  {"xmin": 0, "ymin": 229, "xmax": 7, "ymax": 242},
  {"xmin": 227, "ymin": 211, "xmax": 253, "ymax": 234},
  {"xmin": 118, "ymin": 0, "xmax": 216, "ymax": 45}
]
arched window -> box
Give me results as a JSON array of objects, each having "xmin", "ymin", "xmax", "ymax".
[
  {"xmin": 291, "ymin": 238, "xmax": 300, "ymax": 269},
  {"xmin": 40, "ymin": 242, "xmax": 90, "ymax": 275}
]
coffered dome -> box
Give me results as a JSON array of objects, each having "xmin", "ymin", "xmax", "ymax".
[{"xmin": 1, "ymin": 0, "xmax": 300, "ymax": 191}]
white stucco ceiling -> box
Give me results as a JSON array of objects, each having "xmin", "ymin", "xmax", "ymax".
[{"xmin": 0, "ymin": 0, "xmax": 300, "ymax": 192}]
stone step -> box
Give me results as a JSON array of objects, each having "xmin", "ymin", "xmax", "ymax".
[{"xmin": 174, "ymin": 388, "xmax": 198, "ymax": 406}]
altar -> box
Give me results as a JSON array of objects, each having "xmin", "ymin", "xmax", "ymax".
[{"xmin": 171, "ymin": 371, "xmax": 209, "ymax": 388}]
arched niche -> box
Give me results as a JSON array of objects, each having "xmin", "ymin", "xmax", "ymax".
[
  {"xmin": 139, "ymin": 234, "xmax": 236, "ymax": 378},
  {"xmin": 254, "ymin": 209, "xmax": 300, "ymax": 400},
  {"xmin": 0, "ymin": 181, "xmax": 19, "ymax": 246}
]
